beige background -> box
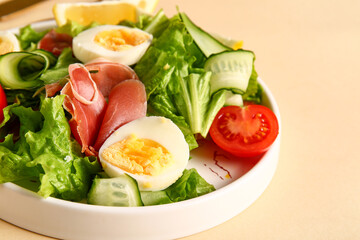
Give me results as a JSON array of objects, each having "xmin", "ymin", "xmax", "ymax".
[{"xmin": 1, "ymin": 0, "xmax": 360, "ymax": 239}]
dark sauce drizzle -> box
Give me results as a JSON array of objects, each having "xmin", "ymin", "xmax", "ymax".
[
  {"xmin": 204, "ymin": 163, "xmax": 224, "ymax": 180},
  {"xmin": 203, "ymin": 151, "xmax": 233, "ymax": 180}
]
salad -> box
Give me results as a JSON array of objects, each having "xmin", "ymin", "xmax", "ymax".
[{"xmin": 0, "ymin": 5, "xmax": 279, "ymax": 207}]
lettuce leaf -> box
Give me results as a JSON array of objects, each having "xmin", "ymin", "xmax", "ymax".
[
  {"xmin": 120, "ymin": 9, "xmax": 169, "ymax": 39},
  {"xmin": 0, "ymin": 104, "xmax": 44, "ymax": 183},
  {"xmin": 142, "ymin": 9, "xmax": 170, "ymax": 38},
  {"xmin": 39, "ymin": 47, "xmax": 78, "ymax": 85},
  {"xmin": 0, "ymin": 134, "xmax": 38, "ymax": 183},
  {"xmin": 140, "ymin": 168, "xmax": 216, "ymax": 206},
  {"xmin": 134, "ymin": 15, "xmax": 224, "ymax": 149},
  {"xmin": 242, "ymin": 67, "xmax": 262, "ymax": 104},
  {"xmin": 5, "ymin": 89, "xmax": 41, "ymax": 108},
  {"xmin": 0, "ymin": 96, "xmax": 101, "ymax": 201},
  {"xmin": 17, "ymin": 25, "xmax": 48, "ymax": 51}
]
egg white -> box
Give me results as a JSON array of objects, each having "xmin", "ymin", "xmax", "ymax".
[
  {"xmin": 99, "ymin": 116, "xmax": 190, "ymax": 191},
  {"xmin": 72, "ymin": 25, "xmax": 152, "ymax": 65},
  {"xmin": 0, "ymin": 31, "xmax": 20, "ymax": 54}
]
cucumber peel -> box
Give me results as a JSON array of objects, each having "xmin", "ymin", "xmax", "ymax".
[
  {"xmin": 87, "ymin": 174, "xmax": 143, "ymax": 207},
  {"xmin": 0, "ymin": 50, "xmax": 56, "ymax": 89},
  {"xmin": 180, "ymin": 12, "xmax": 231, "ymax": 57},
  {"xmin": 204, "ymin": 50, "xmax": 255, "ymax": 95}
]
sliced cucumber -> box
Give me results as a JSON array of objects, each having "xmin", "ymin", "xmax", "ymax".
[
  {"xmin": 0, "ymin": 50, "xmax": 56, "ymax": 89},
  {"xmin": 31, "ymin": 49, "xmax": 57, "ymax": 65},
  {"xmin": 204, "ymin": 50, "xmax": 255, "ymax": 95},
  {"xmin": 224, "ymin": 90, "xmax": 243, "ymax": 107},
  {"xmin": 87, "ymin": 174, "xmax": 143, "ymax": 207},
  {"xmin": 180, "ymin": 12, "xmax": 230, "ymax": 57}
]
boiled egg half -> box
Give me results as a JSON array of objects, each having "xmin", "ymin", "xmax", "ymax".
[
  {"xmin": 73, "ymin": 25, "xmax": 152, "ymax": 65},
  {"xmin": 0, "ymin": 31, "xmax": 20, "ymax": 55},
  {"xmin": 99, "ymin": 116, "xmax": 189, "ymax": 191}
]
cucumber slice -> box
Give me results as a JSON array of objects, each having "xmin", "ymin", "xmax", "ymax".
[
  {"xmin": 180, "ymin": 12, "xmax": 230, "ymax": 57},
  {"xmin": 0, "ymin": 50, "xmax": 56, "ymax": 89},
  {"xmin": 87, "ymin": 175, "xmax": 143, "ymax": 207},
  {"xmin": 204, "ymin": 50, "xmax": 255, "ymax": 95},
  {"xmin": 224, "ymin": 90, "xmax": 243, "ymax": 107}
]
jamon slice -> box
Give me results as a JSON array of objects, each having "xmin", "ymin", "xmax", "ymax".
[
  {"xmin": 93, "ymin": 79, "xmax": 147, "ymax": 150},
  {"xmin": 85, "ymin": 61, "xmax": 139, "ymax": 98},
  {"xmin": 61, "ymin": 63, "xmax": 107, "ymax": 156},
  {"xmin": 45, "ymin": 61, "xmax": 138, "ymax": 98},
  {"xmin": 45, "ymin": 82, "xmax": 63, "ymax": 97}
]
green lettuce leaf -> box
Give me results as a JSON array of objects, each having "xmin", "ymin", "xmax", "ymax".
[
  {"xmin": 165, "ymin": 168, "xmax": 216, "ymax": 201},
  {"xmin": 242, "ymin": 67, "xmax": 263, "ymax": 104},
  {"xmin": 39, "ymin": 47, "xmax": 78, "ymax": 85},
  {"xmin": 134, "ymin": 15, "xmax": 223, "ymax": 147},
  {"xmin": 5, "ymin": 89, "xmax": 41, "ymax": 108},
  {"xmin": 0, "ymin": 144, "xmax": 36, "ymax": 183},
  {"xmin": 17, "ymin": 25, "xmax": 48, "ymax": 50},
  {"xmin": 142, "ymin": 9, "xmax": 170, "ymax": 38},
  {"xmin": 140, "ymin": 168, "xmax": 216, "ymax": 206},
  {"xmin": 0, "ymin": 103, "xmax": 19, "ymax": 129},
  {"xmin": 0, "ymin": 96, "xmax": 101, "ymax": 201},
  {"xmin": 0, "ymin": 103, "xmax": 18, "ymax": 140},
  {"xmin": 120, "ymin": 10, "xmax": 169, "ymax": 39},
  {"xmin": 172, "ymin": 71, "xmax": 227, "ymax": 137},
  {"xmin": 0, "ymin": 105, "xmax": 43, "ymax": 183}
]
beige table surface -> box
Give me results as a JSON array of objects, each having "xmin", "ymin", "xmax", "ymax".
[{"xmin": 1, "ymin": 0, "xmax": 360, "ymax": 239}]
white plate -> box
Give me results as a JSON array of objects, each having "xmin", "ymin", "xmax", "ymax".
[{"xmin": 0, "ymin": 20, "xmax": 281, "ymax": 240}]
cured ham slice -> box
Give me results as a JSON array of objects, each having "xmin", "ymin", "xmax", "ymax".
[
  {"xmin": 85, "ymin": 61, "xmax": 139, "ymax": 98},
  {"xmin": 61, "ymin": 63, "xmax": 107, "ymax": 156},
  {"xmin": 45, "ymin": 82, "xmax": 63, "ymax": 97},
  {"xmin": 38, "ymin": 29, "xmax": 72, "ymax": 56},
  {"xmin": 93, "ymin": 79, "xmax": 147, "ymax": 150},
  {"xmin": 45, "ymin": 60, "xmax": 138, "ymax": 98},
  {"xmin": 45, "ymin": 76, "xmax": 69, "ymax": 97}
]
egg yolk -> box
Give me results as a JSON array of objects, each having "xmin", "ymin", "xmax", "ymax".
[
  {"xmin": 0, "ymin": 37, "xmax": 14, "ymax": 55},
  {"xmin": 101, "ymin": 134, "xmax": 174, "ymax": 176},
  {"xmin": 94, "ymin": 29, "xmax": 149, "ymax": 51}
]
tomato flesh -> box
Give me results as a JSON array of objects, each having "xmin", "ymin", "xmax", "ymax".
[
  {"xmin": 0, "ymin": 84, "xmax": 7, "ymax": 122},
  {"xmin": 38, "ymin": 29, "xmax": 73, "ymax": 56},
  {"xmin": 209, "ymin": 105, "xmax": 279, "ymax": 157}
]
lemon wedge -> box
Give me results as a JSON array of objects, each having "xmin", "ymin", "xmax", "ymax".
[
  {"xmin": 122, "ymin": 0, "xmax": 159, "ymax": 13},
  {"xmin": 53, "ymin": 0, "xmax": 159, "ymax": 27}
]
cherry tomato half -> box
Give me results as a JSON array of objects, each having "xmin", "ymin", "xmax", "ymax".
[
  {"xmin": 38, "ymin": 29, "xmax": 73, "ymax": 56},
  {"xmin": 209, "ymin": 105, "xmax": 279, "ymax": 158},
  {"xmin": 0, "ymin": 84, "xmax": 7, "ymax": 122}
]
